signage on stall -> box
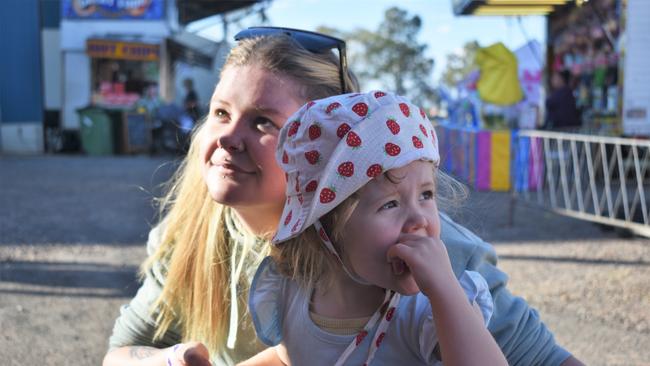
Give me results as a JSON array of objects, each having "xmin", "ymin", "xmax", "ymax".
[
  {"xmin": 62, "ymin": 0, "xmax": 165, "ymax": 20},
  {"xmin": 86, "ymin": 39, "xmax": 160, "ymax": 61}
]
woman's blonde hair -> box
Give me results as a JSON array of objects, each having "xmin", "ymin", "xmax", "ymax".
[
  {"xmin": 142, "ymin": 34, "xmax": 360, "ymax": 354},
  {"xmin": 271, "ymin": 167, "xmax": 467, "ymax": 291}
]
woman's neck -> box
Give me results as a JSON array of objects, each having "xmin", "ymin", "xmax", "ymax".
[
  {"xmin": 311, "ymin": 269, "xmax": 385, "ymax": 319},
  {"xmin": 230, "ymin": 204, "xmax": 282, "ymax": 238}
]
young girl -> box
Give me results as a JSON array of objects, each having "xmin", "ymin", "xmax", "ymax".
[{"xmin": 247, "ymin": 91, "xmax": 508, "ymax": 365}]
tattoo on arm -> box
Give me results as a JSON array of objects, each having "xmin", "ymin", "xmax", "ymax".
[{"xmin": 129, "ymin": 346, "xmax": 158, "ymax": 359}]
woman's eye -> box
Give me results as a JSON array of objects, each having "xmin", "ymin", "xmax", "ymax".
[
  {"xmin": 255, "ymin": 118, "xmax": 279, "ymax": 134},
  {"xmin": 379, "ymin": 200, "xmax": 398, "ymax": 211},
  {"xmin": 420, "ymin": 190, "xmax": 435, "ymax": 201},
  {"xmin": 214, "ymin": 108, "xmax": 228, "ymax": 120}
]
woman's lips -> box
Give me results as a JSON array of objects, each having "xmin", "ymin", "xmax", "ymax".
[{"xmin": 212, "ymin": 161, "xmax": 254, "ymax": 175}]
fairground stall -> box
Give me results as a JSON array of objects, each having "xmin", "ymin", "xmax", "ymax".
[
  {"xmin": 58, "ymin": 0, "xmax": 263, "ymax": 154},
  {"xmin": 446, "ymin": 0, "xmax": 649, "ymax": 236}
]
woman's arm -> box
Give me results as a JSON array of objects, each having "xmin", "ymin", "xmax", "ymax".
[
  {"xmin": 103, "ymin": 343, "xmax": 211, "ymax": 366},
  {"xmin": 561, "ymin": 356, "xmax": 586, "ymax": 366},
  {"xmin": 103, "ymin": 346, "xmax": 168, "ymax": 366}
]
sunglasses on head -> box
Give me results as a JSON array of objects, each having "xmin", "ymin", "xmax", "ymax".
[{"xmin": 234, "ymin": 26, "xmax": 349, "ymax": 93}]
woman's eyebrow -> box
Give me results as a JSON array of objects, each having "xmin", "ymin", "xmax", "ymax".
[
  {"xmin": 254, "ymin": 105, "xmax": 285, "ymax": 118},
  {"xmin": 210, "ymin": 97, "xmax": 230, "ymax": 106}
]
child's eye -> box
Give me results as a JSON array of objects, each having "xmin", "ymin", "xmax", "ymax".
[
  {"xmin": 379, "ymin": 200, "xmax": 398, "ymax": 211},
  {"xmin": 255, "ymin": 117, "xmax": 279, "ymax": 134},
  {"xmin": 420, "ymin": 190, "xmax": 435, "ymax": 201}
]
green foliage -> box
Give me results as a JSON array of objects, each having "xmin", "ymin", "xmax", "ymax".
[
  {"xmin": 318, "ymin": 7, "xmax": 437, "ymax": 107},
  {"xmin": 440, "ymin": 40, "xmax": 480, "ymax": 88}
]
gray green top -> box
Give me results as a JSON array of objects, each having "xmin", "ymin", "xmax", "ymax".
[
  {"xmin": 108, "ymin": 211, "xmax": 267, "ymax": 365},
  {"xmin": 108, "ymin": 212, "xmax": 570, "ymax": 366}
]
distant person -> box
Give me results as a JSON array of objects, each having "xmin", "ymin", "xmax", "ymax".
[
  {"xmin": 544, "ymin": 70, "xmax": 581, "ymax": 131},
  {"xmin": 183, "ymin": 78, "xmax": 201, "ymax": 122},
  {"xmin": 135, "ymin": 83, "xmax": 163, "ymax": 118},
  {"xmin": 249, "ymin": 91, "xmax": 508, "ymax": 365}
]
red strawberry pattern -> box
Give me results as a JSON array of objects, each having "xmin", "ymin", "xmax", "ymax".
[
  {"xmin": 375, "ymin": 332, "xmax": 386, "ymax": 347},
  {"xmin": 366, "ymin": 164, "xmax": 382, "ymax": 178},
  {"xmin": 337, "ymin": 161, "xmax": 354, "ymax": 177},
  {"xmin": 305, "ymin": 180, "xmax": 318, "ymax": 192},
  {"xmin": 295, "ymin": 176, "xmax": 300, "ymax": 192},
  {"xmin": 386, "ymin": 118, "xmax": 400, "ymax": 135},
  {"xmin": 384, "ymin": 142, "xmax": 401, "ymax": 156},
  {"xmin": 326, "ymin": 102, "xmax": 342, "ymax": 114},
  {"xmin": 306, "ymin": 101, "xmax": 315, "ymax": 109},
  {"xmin": 374, "ymin": 91, "xmax": 386, "ymax": 98},
  {"xmin": 399, "ymin": 103, "xmax": 410, "ymax": 117},
  {"xmin": 308, "ymin": 123, "xmax": 321, "ymax": 140},
  {"xmin": 412, "ymin": 136, "xmax": 424, "ymax": 149},
  {"xmin": 418, "ymin": 125, "xmax": 427, "ymax": 137},
  {"xmin": 288, "ymin": 120, "xmax": 300, "ymax": 137},
  {"xmin": 320, "ymin": 187, "xmax": 336, "ymax": 203},
  {"xmin": 305, "ymin": 150, "xmax": 320, "ymax": 165},
  {"xmin": 283, "ymin": 210, "xmax": 292, "ymax": 226},
  {"xmin": 385, "ymin": 306, "xmax": 395, "ymax": 321},
  {"xmin": 291, "ymin": 219, "xmax": 301, "ymax": 233},
  {"xmin": 282, "ymin": 150, "xmax": 288, "ymax": 164},
  {"xmin": 355, "ymin": 330, "xmax": 368, "ymax": 346},
  {"xmin": 346, "ymin": 131, "xmax": 362, "ymax": 148},
  {"xmin": 336, "ymin": 123, "xmax": 351, "ymax": 139},
  {"xmin": 352, "ymin": 102, "xmax": 368, "ymax": 117},
  {"xmin": 319, "ymin": 227, "xmax": 329, "ymax": 242},
  {"xmin": 419, "ymin": 107, "xmax": 426, "ymax": 119},
  {"xmin": 297, "ymin": 194, "xmax": 304, "ymax": 204}
]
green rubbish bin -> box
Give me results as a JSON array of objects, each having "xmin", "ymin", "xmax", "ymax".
[{"xmin": 77, "ymin": 107, "xmax": 114, "ymax": 155}]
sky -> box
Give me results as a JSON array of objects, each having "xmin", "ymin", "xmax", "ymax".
[{"xmin": 190, "ymin": 0, "xmax": 546, "ymax": 85}]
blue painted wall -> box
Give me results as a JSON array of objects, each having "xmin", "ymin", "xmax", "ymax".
[{"xmin": 0, "ymin": 0, "xmax": 43, "ymax": 123}]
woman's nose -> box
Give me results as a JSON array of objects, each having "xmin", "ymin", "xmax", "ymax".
[{"xmin": 217, "ymin": 119, "xmax": 245, "ymax": 153}]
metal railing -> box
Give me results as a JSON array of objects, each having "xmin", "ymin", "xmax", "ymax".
[{"xmin": 513, "ymin": 130, "xmax": 650, "ymax": 237}]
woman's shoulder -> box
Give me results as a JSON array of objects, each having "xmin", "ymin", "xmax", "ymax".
[
  {"xmin": 146, "ymin": 220, "xmax": 167, "ymax": 255},
  {"xmin": 439, "ymin": 212, "xmax": 498, "ymax": 275}
]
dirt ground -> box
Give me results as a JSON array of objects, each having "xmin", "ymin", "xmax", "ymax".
[{"xmin": 0, "ymin": 155, "xmax": 648, "ymax": 365}]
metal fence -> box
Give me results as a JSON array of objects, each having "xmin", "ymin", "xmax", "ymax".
[{"xmin": 513, "ymin": 130, "xmax": 650, "ymax": 237}]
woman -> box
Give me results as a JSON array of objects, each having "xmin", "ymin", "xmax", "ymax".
[{"xmin": 103, "ymin": 28, "xmax": 584, "ymax": 366}]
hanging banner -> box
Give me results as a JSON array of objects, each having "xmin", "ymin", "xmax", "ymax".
[
  {"xmin": 62, "ymin": 0, "xmax": 165, "ymax": 20},
  {"xmin": 86, "ymin": 39, "xmax": 160, "ymax": 61}
]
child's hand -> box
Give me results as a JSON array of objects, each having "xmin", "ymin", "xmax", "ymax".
[
  {"xmin": 386, "ymin": 233, "xmax": 457, "ymax": 298},
  {"xmin": 167, "ymin": 342, "xmax": 211, "ymax": 366}
]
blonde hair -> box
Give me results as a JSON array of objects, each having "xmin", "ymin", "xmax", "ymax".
[
  {"xmin": 271, "ymin": 167, "xmax": 467, "ymax": 291},
  {"xmin": 224, "ymin": 36, "xmax": 359, "ymax": 100},
  {"xmin": 142, "ymin": 34, "xmax": 360, "ymax": 355}
]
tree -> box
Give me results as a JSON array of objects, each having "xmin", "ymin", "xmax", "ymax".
[
  {"xmin": 318, "ymin": 7, "xmax": 437, "ymax": 107},
  {"xmin": 440, "ymin": 40, "xmax": 480, "ymax": 88}
]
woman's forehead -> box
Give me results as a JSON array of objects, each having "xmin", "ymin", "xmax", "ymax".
[{"xmin": 212, "ymin": 66, "xmax": 305, "ymax": 115}]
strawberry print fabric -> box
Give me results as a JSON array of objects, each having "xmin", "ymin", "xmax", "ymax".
[{"xmin": 273, "ymin": 91, "xmax": 440, "ymax": 244}]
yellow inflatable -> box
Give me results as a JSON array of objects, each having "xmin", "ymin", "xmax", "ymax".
[{"xmin": 476, "ymin": 43, "xmax": 523, "ymax": 106}]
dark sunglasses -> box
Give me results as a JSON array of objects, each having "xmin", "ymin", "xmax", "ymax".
[{"xmin": 234, "ymin": 26, "xmax": 349, "ymax": 93}]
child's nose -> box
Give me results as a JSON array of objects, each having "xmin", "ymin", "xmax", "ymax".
[{"xmin": 403, "ymin": 211, "xmax": 428, "ymax": 234}]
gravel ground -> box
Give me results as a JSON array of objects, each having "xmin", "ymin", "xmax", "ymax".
[{"xmin": 0, "ymin": 155, "xmax": 648, "ymax": 365}]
